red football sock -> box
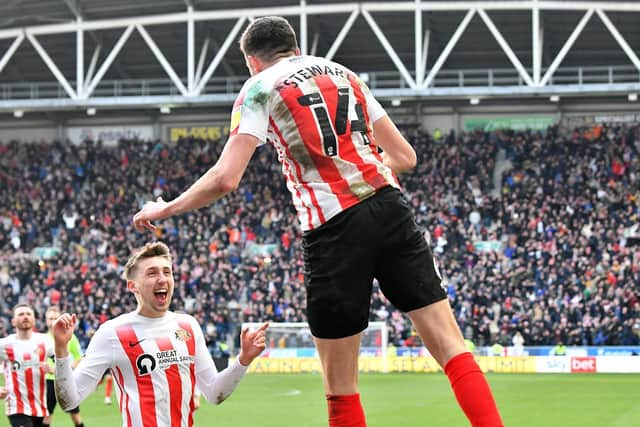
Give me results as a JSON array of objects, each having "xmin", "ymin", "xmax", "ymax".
[
  {"xmin": 105, "ymin": 375, "xmax": 113, "ymax": 397},
  {"xmin": 444, "ymin": 352, "xmax": 504, "ymax": 427},
  {"xmin": 326, "ymin": 393, "xmax": 367, "ymax": 427}
]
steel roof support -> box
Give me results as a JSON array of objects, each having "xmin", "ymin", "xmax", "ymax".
[
  {"xmin": 26, "ymin": 32, "xmax": 77, "ymax": 99},
  {"xmin": 596, "ymin": 9, "xmax": 640, "ymax": 72},
  {"xmin": 420, "ymin": 28, "xmax": 430, "ymax": 88},
  {"xmin": 324, "ymin": 9, "xmax": 358, "ymax": 61},
  {"xmin": 194, "ymin": 36, "xmax": 210, "ymax": 84},
  {"xmin": 0, "ymin": 1, "xmax": 637, "ymax": 109},
  {"xmin": 84, "ymin": 25, "xmax": 134, "ymax": 97},
  {"xmin": 310, "ymin": 32, "xmax": 319, "ymax": 56},
  {"xmin": 415, "ymin": 0, "xmax": 423, "ymax": 87},
  {"xmin": 422, "ymin": 9, "xmax": 475, "ymax": 88},
  {"xmin": 2, "ymin": 2, "xmax": 640, "ymax": 41},
  {"xmin": 362, "ymin": 8, "xmax": 417, "ymax": 89},
  {"xmin": 300, "ymin": 0, "xmax": 308, "ymax": 55},
  {"xmin": 187, "ymin": 6, "xmax": 195, "ymax": 93},
  {"xmin": 540, "ymin": 9, "xmax": 593, "ymax": 86},
  {"xmin": 0, "ymin": 34, "xmax": 23, "ymax": 75},
  {"xmin": 532, "ymin": 2, "xmax": 541, "ymax": 85},
  {"xmin": 137, "ymin": 24, "xmax": 188, "ymax": 96},
  {"xmin": 84, "ymin": 44, "xmax": 101, "ymax": 92},
  {"xmin": 478, "ymin": 9, "xmax": 533, "ymax": 86},
  {"xmin": 76, "ymin": 18, "xmax": 84, "ymax": 98},
  {"xmin": 193, "ymin": 16, "xmax": 246, "ymax": 95}
]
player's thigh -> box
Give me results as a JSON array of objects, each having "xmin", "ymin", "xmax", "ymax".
[
  {"xmin": 374, "ymin": 217, "xmax": 446, "ymax": 312},
  {"xmin": 303, "ymin": 209, "xmax": 376, "ymax": 339}
]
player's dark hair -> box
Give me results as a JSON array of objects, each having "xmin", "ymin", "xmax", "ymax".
[
  {"xmin": 240, "ymin": 16, "xmax": 298, "ymax": 62},
  {"xmin": 124, "ymin": 241, "xmax": 172, "ymax": 280}
]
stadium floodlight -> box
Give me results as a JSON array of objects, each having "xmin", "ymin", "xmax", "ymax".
[
  {"xmin": 391, "ymin": 98, "xmax": 401, "ymax": 107},
  {"xmin": 86, "ymin": 108, "xmax": 96, "ymax": 116},
  {"xmin": 550, "ymin": 95, "xmax": 560, "ymax": 102},
  {"xmin": 469, "ymin": 97, "xmax": 480, "ymax": 105},
  {"xmin": 13, "ymin": 110, "xmax": 23, "ymax": 118},
  {"xmin": 160, "ymin": 106, "xmax": 171, "ymax": 114},
  {"xmin": 628, "ymin": 93, "xmax": 638, "ymax": 102}
]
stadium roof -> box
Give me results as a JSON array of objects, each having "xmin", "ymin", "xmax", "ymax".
[{"xmin": 0, "ymin": 0, "xmax": 639, "ymax": 111}]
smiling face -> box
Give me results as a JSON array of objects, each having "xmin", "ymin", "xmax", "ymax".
[{"xmin": 127, "ymin": 255, "xmax": 175, "ymax": 318}]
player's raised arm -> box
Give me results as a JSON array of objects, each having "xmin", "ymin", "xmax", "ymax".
[
  {"xmin": 54, "ymin": 315, "xmax": 113, "ymax": 411},
  {"xmin": 195, "ymin": 322, "xmax": 268, "ymax": 405},
  {"xmin": 132, "ymin": 133, "xmax": 259, "ymax": 232},
  {"xmin": 51, "ymin": 313, "xmax": 76, "ymax": 358}
]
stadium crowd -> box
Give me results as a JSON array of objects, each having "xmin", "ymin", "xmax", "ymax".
[{"xmin": 1, "ymin": 123, "xmax": 639, "ymax": 353}]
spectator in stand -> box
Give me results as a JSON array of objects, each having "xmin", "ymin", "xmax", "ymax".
[{"xmin": 0, "ymin": 120, "xmax": 638, "ymax": 357}]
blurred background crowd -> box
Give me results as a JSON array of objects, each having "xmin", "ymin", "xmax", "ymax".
[{"xmin": 1, "ymin": 123, "xmax": 639, "ymax": 354}]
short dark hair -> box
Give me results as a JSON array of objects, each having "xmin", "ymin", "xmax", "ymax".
[{"xmin": 240, "ymin": 16, "xmax": 298, "ymax": 62}]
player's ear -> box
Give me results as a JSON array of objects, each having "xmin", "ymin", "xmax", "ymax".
[
  {"xmin": 247, "ymin": 56, "xmax": 260, "ymax": 75},
  {"xmin": 126, "ymin": 280, "xmax": 139, "ymax": 294}
]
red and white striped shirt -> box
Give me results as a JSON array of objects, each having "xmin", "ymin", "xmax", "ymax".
[
  {"xmin": 230, "ymin": 55, "xmax": 400, "ymax": 231},
  {"xmin": 0, "ymin": 333, "xmax": 53, "ymax": 417},
  {"xmin": 54, "ymin": 311, "xmax": 248, "ymax": 427}
]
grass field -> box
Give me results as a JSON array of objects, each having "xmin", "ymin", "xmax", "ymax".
[{"xmin": 2, "ymin": 373, "xmax": 639, "ymax": 426}]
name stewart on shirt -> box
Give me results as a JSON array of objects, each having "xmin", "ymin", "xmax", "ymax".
[{"xmin": 276, "ymin": 64, "xmax": 347, "ymax": 90}]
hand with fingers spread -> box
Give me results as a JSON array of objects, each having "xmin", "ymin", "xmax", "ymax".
[
  {"xmin": 237, "ymin": 322, "xmax": 269, "ymax": 366},
  {"xmin": 52, "ymin": 313, "xmax": 77, "ymax": 358},
  {"xmin": 133, "ymin": 197, "xmax": 168, "ymax": 232}
]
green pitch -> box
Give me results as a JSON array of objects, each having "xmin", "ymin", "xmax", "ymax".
[{"xmin": 1, "ymin": 374, "xmax": 638, "ymax": 426}]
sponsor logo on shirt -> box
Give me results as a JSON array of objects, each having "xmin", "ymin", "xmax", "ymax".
[{"xmin": 135, "ymin": 350, "xmax": 195, "ymax": 376}]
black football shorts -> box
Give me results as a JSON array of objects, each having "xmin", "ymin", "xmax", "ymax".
[{"xmin": 303, "ymin": 186, "xmax": 447, "ymax": 339}]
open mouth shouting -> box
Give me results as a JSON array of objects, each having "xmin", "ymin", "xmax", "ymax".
[{"xmin": 154, "ymin": 288, "xmax": 169, "ymax": 305}]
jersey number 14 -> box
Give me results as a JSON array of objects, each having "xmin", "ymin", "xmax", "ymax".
[{"xmin": 297, "ymin": 87, "xmax": 370, "ymax": 157}]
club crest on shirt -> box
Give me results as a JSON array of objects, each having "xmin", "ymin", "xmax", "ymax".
[{"xmin": 175, "ymin": 328, "xmax": 192, "ymax": 342}]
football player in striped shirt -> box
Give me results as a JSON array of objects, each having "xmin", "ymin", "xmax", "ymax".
[
  {"xmin": 0, "ymin": 303, "xmax": 54, "ymax": 427},
  {"xmin": 51, "ymin": 242, "xmax": 268, "ymax": 427},
  {"xmin": 132, "ymin": 16, "xmax": 503, "ymax": 427}
]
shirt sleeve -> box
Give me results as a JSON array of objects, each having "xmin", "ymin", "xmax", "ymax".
[
  {"xmin": 193, "ymin": 320, "xmax": 248, "ymax": 405},
  {"xmin": 55, "ymin": 325, "xmax": 113, "ymax": 411},
  {"xmin": 362, "ymin": 83, "xmax": 386, "ymax": 124},
  {"xmin": 229, "ymin": 77, "xmax": 271, "ymax": 144}
]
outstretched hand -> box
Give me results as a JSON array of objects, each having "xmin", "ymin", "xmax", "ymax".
[
  {"xmin": 52, "ymin": 313, "xmax": 77, "ymax": 357},
  {"xmin": 238, "ymin": 322, "xmax": 269, "ymax": 366},
  {"xmin": 133, "ymin": 197, "xmax": 168, "ymax": 232}
]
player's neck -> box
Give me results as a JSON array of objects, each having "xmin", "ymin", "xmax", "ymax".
[
  {"xmin": 16, "ymin": 329, "xmax": 33, "ymax": 340},
  {"xmin": 135, "ymin": 306, "xmax": 169, "ymax": 319},
  {"xmin": 262, "ymin": 53, "xmax": 297, "ymax": 70}
]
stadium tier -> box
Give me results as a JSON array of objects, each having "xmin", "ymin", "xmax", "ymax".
[{"xmin": 1, "ymin": 124, "xmax": 638, "ymax": 357}]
